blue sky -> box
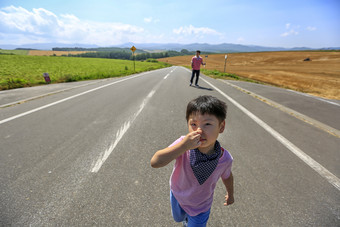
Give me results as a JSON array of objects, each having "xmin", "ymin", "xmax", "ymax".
[{"xmin": 0, "ymin": 0, "xmax": 339, "ymax": 48}]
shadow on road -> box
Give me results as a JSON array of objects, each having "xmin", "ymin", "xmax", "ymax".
[{"xmin": 190, "ymin": 85, "xmax": 214, "ymax": 91}]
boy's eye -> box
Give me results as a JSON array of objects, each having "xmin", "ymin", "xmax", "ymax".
[{"xmin": 191, "ymin": 123, "xmax": 197, "ymax": 127}]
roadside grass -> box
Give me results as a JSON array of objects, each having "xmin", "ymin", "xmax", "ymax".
[
  {"xmin": 0, "ymin": 55, "xmax": 170, "ymax": 90},
  {"xmin": 201, "ymin": 69, "xmax": 262, "ymax": 83},
  {"xmin": 180, "ymin": 66, "xmax": 263, "ymax": 84}
]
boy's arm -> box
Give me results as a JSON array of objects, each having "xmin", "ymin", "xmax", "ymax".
[
  {"xmin": 150, "ymin": 131, "xmax": 202, "ymax": 168},
  {"xmin": 222, "ymin": 172, "xmax": 234, "ymax": 206}
]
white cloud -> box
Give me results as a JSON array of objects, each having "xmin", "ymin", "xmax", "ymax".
[
  {"xmin": 143, "ymin": 17, "xmax": 160, "ymax": 24},
  {"xmin": 173, "ymin": 25, "xmax": 222, "ymax": 36},
  {"xmin": 281, "ymin": 23, "xmax": 299, "ymax": 37},
  {"xmin": 0, "ymin": 6, "xmax": 145, "ymax": 45},
  {"xmin": 281, "ymin": 30, "xmax": 298, "ymax": 37},
  {"xmin": 237, "ymin": 37, "xmax": 245, "ymax": 43},
  {"xmin": 306, "ymin": 26, "xmax": 316, "ymax": 31},
  {"xmin": 144, "ymin": 17, "xmax": 152, "ymax": 23},
  {"xmin": 0, "ymin": 6, "xmax": 59, "ymax": 34},
  {"xmin": 171, "ymin": 25, "xmax": 225, "ymax": 44}
]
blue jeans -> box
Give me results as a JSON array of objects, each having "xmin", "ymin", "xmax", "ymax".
[
  {"xmin": 170, "ymin": 191, "xmax": 211, "ymax": 227},
  {"xmin": 190, "ymin": 70, "xmax": 200, "ymax": 85}
]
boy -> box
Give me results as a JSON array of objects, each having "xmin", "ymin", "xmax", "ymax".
[{"xmin": 151, "ymin": 95, "xmax": 234, "ymax": 227}]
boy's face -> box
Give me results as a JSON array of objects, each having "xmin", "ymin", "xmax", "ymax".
[{"xmin": 188, "ymin": 113, "xmax": 225, "ymax": 154}]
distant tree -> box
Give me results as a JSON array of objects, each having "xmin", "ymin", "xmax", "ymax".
[
  {"xmin": 64, "ymin": 50, "xmax": 182, "ymax": 60},
  {"xmin": 180, "ymin": 49, "xmax": 190, "ymax": 55}
]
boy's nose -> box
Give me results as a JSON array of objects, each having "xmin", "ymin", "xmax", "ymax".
[{"xmin": 197, "ymin": 128, "xmax": 203, "ymax": 134}]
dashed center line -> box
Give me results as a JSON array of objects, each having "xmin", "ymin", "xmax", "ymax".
[
  {"xmin": 0, "ymin": 72, "xmax": 151, "ymax": 125},
  {"xmin": 164, "ymin": 73, "xmax": 170, "ymax": 79},
  {"xmin": 91, "ymin": 67, "xmax": 175, "ymax": 172},
  {"xmin": 91, "ymin": 89, "xmax": 156, "ymax": 173}
]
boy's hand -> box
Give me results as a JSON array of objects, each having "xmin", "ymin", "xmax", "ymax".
[
  {"xmin": 182, "ymin": 131, "xmax": 202, "ymax": 150},
  {"xmin": 224, "ymin": 194, "xmax": 234, "ymax": 206}
]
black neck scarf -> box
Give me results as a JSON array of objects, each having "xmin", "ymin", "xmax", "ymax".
[{"xmin": 190, "ymin": 141, "xmax": 221, "ymax": 185}]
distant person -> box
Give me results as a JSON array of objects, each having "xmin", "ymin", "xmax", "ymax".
[
  {"xmin": 190, "ymin": 50, "xmax": 205, "ymax": 86},
  {"xmin": 151, "ymin": 95, "xmax": 234, "ymax": 227}
]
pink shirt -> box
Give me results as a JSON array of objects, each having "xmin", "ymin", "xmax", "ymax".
[
  {"xmin": 191, "ymin": 56, "xmax": 203, "ymax": 70},
  {"xmin": 169, "ymin": 136, "xmax": 233, "ymax": 216}
]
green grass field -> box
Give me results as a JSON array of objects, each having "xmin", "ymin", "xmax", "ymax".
[
  {"xmin": 0, "ymin": 55, "xmax": 170, "ymax": 90},
  {"xmin": 0, "ymin": 49, "xmax": 29, "ymax": 55}
]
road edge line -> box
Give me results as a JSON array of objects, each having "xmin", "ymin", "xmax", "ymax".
[
  {"xmin": 0, "ymin": 72, "xmax": 151, "ymax": 125},
  {"xmin": 201, "ymin": 77, "xmax": 340, "ymax": 191},
  {"xmin": 0, "ymin": 80, "xmax": 102, "ymax": 108},
  {"xmin": 218, "ymin": 79, "xmax": 340, "ymax": 139}
]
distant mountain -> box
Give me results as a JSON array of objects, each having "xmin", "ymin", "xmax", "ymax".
[
  {"xmin": 115, "ymin": 42, "xmax": 314, "ymax": 53},
  {"xmin": 1, "ymin": 42, "xmax": 338, "ymax": 53},
  {"xmin": 319, "ymin": 47, "xmax": 340, "ymax": 51},
  {"xmin": 0, "ymin": 43, "xmax": 100, "ymax": 50}
]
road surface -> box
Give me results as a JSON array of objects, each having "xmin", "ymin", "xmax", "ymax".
[{"xmin": 0, "ymin": 66, "xmax": 339, "ymax": 226}]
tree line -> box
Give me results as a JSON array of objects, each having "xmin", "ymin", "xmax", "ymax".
[
  {"xmin": 61, "ymin": 51, "xmax": 172, "ymax": 60},
  {"xmin": 53, "ymin": 47, "xmax": 198, "ymax": 61}
]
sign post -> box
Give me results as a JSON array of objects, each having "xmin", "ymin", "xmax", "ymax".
[
  {"xmin": 130, "ymin": 46, "xmax": 136, "ymax": 72},
  {"xmin": 224, "ymin": 54, "xmax": 228, "ymax": 73}
]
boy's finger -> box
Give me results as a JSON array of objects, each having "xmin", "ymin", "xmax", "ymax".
[
  {"xmin": 193, "ymin": 130, "xmax": 201, "ymax": 135},
  {"xmin": 189, "ymin": 131, "xmax": 199, "ymax": 136},
  {"xmin": 194, "ymin": 133, "xmax": 202, "ymax": 139},
  {"xmin": 189, "ymin": 133, "xmax": 200, "ymax": 140}
]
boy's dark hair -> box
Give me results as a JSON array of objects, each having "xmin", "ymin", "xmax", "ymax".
[{"xmin": 186, "ymin": 95, "xmax": 227, "ymax": 123}]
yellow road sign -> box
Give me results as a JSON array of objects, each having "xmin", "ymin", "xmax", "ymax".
[{"xmin": 130, "ymin": 46, "xmax": 136, "ymax": 52}]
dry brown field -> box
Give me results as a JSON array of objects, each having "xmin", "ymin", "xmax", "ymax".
[
  {"xmin": 159, "ymin": 51, "xmax": 340, "ymax": 100},
  {"xmin": 28, "ymin": 50, "xmax": 94, "ymax": 56}
]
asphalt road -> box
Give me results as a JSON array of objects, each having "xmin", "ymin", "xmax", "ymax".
[{"xmin": 0, "ymin": 66, "xmax": 339, "ymax": 226}]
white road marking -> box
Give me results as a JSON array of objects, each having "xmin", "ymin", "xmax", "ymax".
[
  {"xmin": 91, "ymin": 89, "xmax": 156, "ymax": 173},
  {"xmin": 91, "ymin": 68, "xmax": 176, "ymax": 172},
  {"xmin": 219, "ymin": 79, "xmax": 340, "ymax": 138},
  {"xmin": 0, "ymin": 72, "xmax": 150, "ymax": 125},
  {"xmin": 164, "ymin": 73, "xmax": 170, "ymax": 79},
  {"xmin": 201, "ymin": 77, "xmax": 340, "ymax": 191},
  {"xmin": 0, "ymin": 80, "xmax": 101, "ymax": 108},
  {"xmin": 288, "ymin": 89, "xmax": 340, "ymax": 107},
  {"xmin": 164, "ymin": 66, "xmax": 177, "ymax": 79}
]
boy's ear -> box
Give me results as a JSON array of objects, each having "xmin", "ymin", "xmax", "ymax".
[{"xmin": 219, "ymin": 120, "xmax": 226, "ymax": 133}]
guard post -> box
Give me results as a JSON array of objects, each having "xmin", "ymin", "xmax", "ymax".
[
  {"xmin": 43, "ymin": 73, "xmax": 51, "ymax": 83},
  {"xmin": 224, "ymin": 54, "xmax": 228, "ymax": 73}
]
